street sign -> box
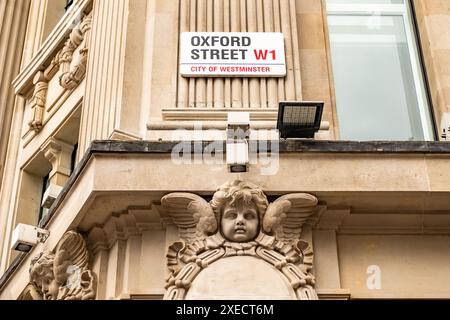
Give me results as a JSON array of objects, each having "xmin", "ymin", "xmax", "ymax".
[{"xmin": 180, "ymin": 32, "xmax": 286, "ymax": 77}]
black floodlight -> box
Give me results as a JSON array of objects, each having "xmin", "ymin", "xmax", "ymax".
[{"xmin": 277, "ymin": 102, "xmax": 324, "ymax": 139}]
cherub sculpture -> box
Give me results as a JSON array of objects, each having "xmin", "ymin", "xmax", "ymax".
[
  {"xmin": 21, "ymin": 231, "xmax": 96, "ymax": 300},
  {"xmin": 162, "ymin": 180, "xmax": 319, "ymax": 300}
]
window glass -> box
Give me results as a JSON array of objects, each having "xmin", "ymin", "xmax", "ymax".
[
  {"xmin": 326, "ymin": 0, "xmax": 434, "ymax": 141},
  {"xmin": 39, "ymin": 174, "xmax": 50, "ymax": 223}
]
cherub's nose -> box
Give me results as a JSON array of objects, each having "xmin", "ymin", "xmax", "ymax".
[{"xmin": 236, "ymin": 215, "xmax": 245, "ymax": 225}]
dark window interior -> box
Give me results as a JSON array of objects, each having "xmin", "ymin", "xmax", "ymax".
[{"xmin": 65, "ymin": 0, "xmax": 74, "ymax": 11}]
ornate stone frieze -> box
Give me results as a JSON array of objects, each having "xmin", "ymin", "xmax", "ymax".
[
  {"xmin": 20, "ymin": 231, "xmax": 96, "ymax": 300},
  {"xmin": 162, "ymin": 180, "xmax": 319, "ymax": 300}
]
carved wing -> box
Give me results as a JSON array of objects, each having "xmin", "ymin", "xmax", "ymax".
[
  {"xmin": 263, "ymin": 193, "xmax": 318, "ymax": 245},
  {"xmin": 162, "ymin": 193, "xmax": 217, "ymax": 244},
  {"xmin": 53, "ymin": 231, "xmax": 97, "ymax": 300},
  {"xmin": 53, "ymin": 231, "xmax": 89, "ymax": 285}
]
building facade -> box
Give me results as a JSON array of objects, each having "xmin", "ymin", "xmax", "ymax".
[{"xmin": 0, "ymin": 0, "xmax": 450, "ymax": 300}]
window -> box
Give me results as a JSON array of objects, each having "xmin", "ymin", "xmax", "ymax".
[
  {"xmin": 39, "ymin": 174, "xmax": 50, "ymax": 223},
  {"xmin": 40, "ymin": 1, "xmax": 69, "ymax": 43},
  {"xmin": 326, "ymin": 0, "xmax": 434, "ymax": 141}
]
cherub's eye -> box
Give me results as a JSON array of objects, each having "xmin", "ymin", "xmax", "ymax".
[
  {"xmin": 244, "ymin": 212, "xmax": 256, "ymax": 220},
  {"xmin": 224, "ymin": 212, "xmax": 237, "ymax": 219}
]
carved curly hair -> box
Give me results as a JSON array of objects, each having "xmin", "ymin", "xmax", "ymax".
[
  {"xmin": 29, "ymin": 252, "xmax": 55, "ymax": 285},
  {"xmin": 210, "ymin": 180, "xmax": 269, "ymax": 222}
]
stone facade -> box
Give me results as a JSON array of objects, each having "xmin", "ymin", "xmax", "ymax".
[{"xmin": 0, "ymin": 0, "xmax": 450, "ymax": 300}]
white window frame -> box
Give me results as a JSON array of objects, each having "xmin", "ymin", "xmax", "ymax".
[{"xmin": 327, "ymin": 1, "xmax": 434, "ymax": 141}]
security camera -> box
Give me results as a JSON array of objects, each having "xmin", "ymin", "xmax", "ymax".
[
  {"xmin": 226, "ymin": 140, "xmax": 249, "ymax": 173},
  {"xmin": 11, "ymin": 223, "xmax": 50, "ymax": 252},
  {"xmin": 227, "ymin": 112, "xmax": 250, "ymax": 173}
]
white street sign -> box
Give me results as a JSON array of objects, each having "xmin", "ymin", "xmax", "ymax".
[{"xmin": 180, "ymin": 32, "xmax": 286, "ymax": 77}]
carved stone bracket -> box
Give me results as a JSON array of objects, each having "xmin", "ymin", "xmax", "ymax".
[
  {"xmin": 20, "ymin": 230, "xmax": 97, "ymax": 300},
  {"xmin": 59, "ymin": 13, "xmax": 92, "ymax": 89},
  {"xmin": 40, "ymin": 138, "xmax": 74, "ymax": 208},
  {"xmin": 28, "ymin": 72, "xmax": 49, "ymax": 132}
]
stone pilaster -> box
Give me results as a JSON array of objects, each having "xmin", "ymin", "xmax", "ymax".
[
  {"xmin": 0, "ymin": 0, "xmax": 30, "ymax": 275},
  {"xmin": 78, "ymin": 0, "xmax": 145, "ymax": 159},
  {"xmin": 0, "ymin": 0, "xmax": 30, "ymax": 189}
]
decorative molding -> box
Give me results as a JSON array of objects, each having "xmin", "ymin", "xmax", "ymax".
[
  {"xmin": 20, "ymin": 231, "xmax": 96, "ymax": 300},
  {"xmin": 87, "ymin": 207, "xmax": 164, "ymax": 255},
  {"xmin": 154, "ymin": 109, "xmax": 330, "ymax": 131},
  {"xmin": 108, "ymin": 129, "xmax": 143, "ymax": 142},
  {"xmin": 317, "ymin": 289, "xmax": 351, "ymax": 300},
  {"xmin": 161, "ymin": 180, "xmax": 319, "ymax": 300},
  {"xmin": 163, "ymin": 108, "xmax": 279, "ymax": 121},
  {"xmin": 316, "ymin": 209, "xmax": 351, "ymax": 231}
]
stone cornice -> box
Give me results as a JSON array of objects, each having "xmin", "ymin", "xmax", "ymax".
[
  {"xmin": 87, "ymin": 140, "xmax": 450, "ymax": 154},
  {"xmin": 38, "ymin": 139, "xmax": 450, "ymax": 230},
  {"xmin": 12, "ymin": 0, "xmax": 93, "ymax": 96}
]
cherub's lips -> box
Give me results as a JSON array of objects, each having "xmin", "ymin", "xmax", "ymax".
[{"xmin": 235, "ymin": 228, "xmax": 246, "ymax": 233}]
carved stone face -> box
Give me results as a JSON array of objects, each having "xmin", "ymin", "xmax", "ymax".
[
  {"xmin": 31, "ymin": 266, "xmax": 59, "ymax": 300},
  {"xmin": 221, "ymin": 201, "xmax": 259, "ymax": 242},
  {"xmin": 41, "ymin": 277, "xmax": 60, "ymax": 300},
  {"xmin": 30, "ymin": 253, "xmax": 59, "ymax": 300}
]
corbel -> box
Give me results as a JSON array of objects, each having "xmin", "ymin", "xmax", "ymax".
[
  {"xmin": 40, "ymin": 138, "xmax": 74, "ymax": 208},
  {"xmin": 59, "ymin": 13, "xmax": 92, "ymax": 89},
  {"xmin": 28, "ymin": 72, "xmax": 49, "ymax": 133}
]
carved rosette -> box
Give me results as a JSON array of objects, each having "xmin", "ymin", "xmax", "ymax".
[
  {"xmin": 20, "ymin": 230, "xmax": 97, "ymax": 300},
  {"xmin": 162, "ymin": 180, "xmax": 319, "ymax": 300}
]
